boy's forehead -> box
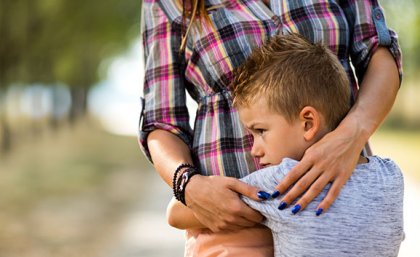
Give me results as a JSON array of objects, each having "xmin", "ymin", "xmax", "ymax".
[
  {"xmin": 238, "ymin": 98, "xmax": 282, "ymax": 124},
  {"xmin": 238, "ymin": 97, "xmax": 281, "ymax": 115}
]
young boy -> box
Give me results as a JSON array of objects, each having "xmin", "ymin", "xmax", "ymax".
[{"xmin": 167, "ymin": 33, "xmax": 404, "ymax": 256}]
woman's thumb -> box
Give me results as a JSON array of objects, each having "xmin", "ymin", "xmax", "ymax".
[{"xmin": 228, "ymin": 179, "xmax": 269, "ymax": 201}]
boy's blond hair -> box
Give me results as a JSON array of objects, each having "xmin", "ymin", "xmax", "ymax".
[{"xmin": 232, "ymin": 33, "xmax": 350, "ymax": 130}]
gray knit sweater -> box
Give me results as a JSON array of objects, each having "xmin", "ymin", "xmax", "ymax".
[{"xmin": 240, "ymin": 156, "xmax": 404, "ymax": 257}]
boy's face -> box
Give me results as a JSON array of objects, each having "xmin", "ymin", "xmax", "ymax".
[{"xmin": 238, "ymin": 97, "xmax": 307, "ymax": 167}]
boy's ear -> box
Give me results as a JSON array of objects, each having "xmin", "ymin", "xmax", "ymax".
[{"xmin": 299, "ymin": 106, "xmax": 321, "ymax": 141}]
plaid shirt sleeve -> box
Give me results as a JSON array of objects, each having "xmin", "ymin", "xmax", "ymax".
[
  {"xmin": 340, "ymin": 0, "xmax": 403, "ymax": 84},
  {"xmin": 139, "ymin": 0, "xmax": 193, "ymax": 162}
]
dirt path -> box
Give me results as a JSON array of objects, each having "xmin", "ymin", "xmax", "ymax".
[{"xmin": 106, "ymin": 170, "xmax": 184, "ymax": 257}]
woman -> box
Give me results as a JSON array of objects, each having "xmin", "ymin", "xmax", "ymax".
[{"xmin": 139, "ymin": 0, "xmax": 401, "ymax": 254}]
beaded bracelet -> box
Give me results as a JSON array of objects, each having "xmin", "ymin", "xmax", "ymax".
[
  {"xmin": 172, "ymin": 163, "xmax": 194, "ymax": 203},
  {"xmin": 176, "ymin": 167, "xmax": 199, "ymax": 205}
]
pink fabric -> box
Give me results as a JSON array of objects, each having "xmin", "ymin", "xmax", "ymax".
[{"xmin": 184, "ymin": 225, "xmax": 274, "ymax": 257}]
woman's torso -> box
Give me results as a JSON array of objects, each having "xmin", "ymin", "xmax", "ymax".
[{"xmin": 162, "ymin": 0, "xmax": 355, "ymax": 178}]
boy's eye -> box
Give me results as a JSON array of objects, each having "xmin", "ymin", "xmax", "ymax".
[{"xmin": 255, "ymin": 129, "xmax": 266, "ymax": 135}]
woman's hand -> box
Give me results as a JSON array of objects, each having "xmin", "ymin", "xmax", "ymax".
[
  {"xmin": 274, "ymin": 122, "xmax": 365, "ymax": 215},
  {"xmin": 147, "ymin": 129, "xmax": 265, "ymax": 232},
  {"xmin": 185, "ymin": 175, "xmax": 265, "ymax": 232}
]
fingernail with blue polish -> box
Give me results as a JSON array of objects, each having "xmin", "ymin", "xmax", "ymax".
[
  {"xmin": 316, "ymin": 208, "xmax": 323, "ymax": 216},
  {"xmin": 278, "ymin": 201, "xmax": 287, "ymax": 210},
  {"xmin": 291, "ymin": 204, "xmax": 301, "ymax": 214},
  {"xmin": 257, "ymin": 191, "xmax": 271, "ymax": 200},
  {"xmin": 271, "ymin": 191, "xmax": 280, "ymax": 198}
]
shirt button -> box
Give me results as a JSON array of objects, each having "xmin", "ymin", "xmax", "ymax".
[{"xmin": 375, "ymin": 12, "xmax": 382, "ymax": 20}]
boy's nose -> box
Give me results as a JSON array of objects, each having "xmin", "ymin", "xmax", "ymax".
[{"xmin": 251, "ymin": 144, "xmax": 263, "ymax": 158}]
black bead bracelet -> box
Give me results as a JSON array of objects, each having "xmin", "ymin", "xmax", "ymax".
[
  {"xmin": 172, "ymin": 163, "xmax": 198, "ymax": 205},
  {"xmin": 172, "ymin": 163, "xmax": 194, "ymax": 204},
  {"xmin": 176, "ymin": 168, "xmax": 199, "ymax": 205}
]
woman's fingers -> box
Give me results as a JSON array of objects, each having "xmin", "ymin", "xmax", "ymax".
[
  {"xmin": 277, "ymin": 166, "xmax": 324, "ymax": 212},
  {"xmin": 227, "ymin": 178, "xmax": 265, "ymax": 223},
  {"xmin": 273, "ymin": 124, "xmax": 364, "ymax": 215},
  {"xmin": 228, "ymin": 178, "xmax": 264, "ymax": 202},
  {"xmin": 287, "ymin": 173, "xmax": 331, "ymax": 214},
  {"xmin": 314, "ymin": 176, "xmax": 347, "ymax": 215},
  {"xmin": 276, "ymin": 163, "xmax": 352, "ymax": 215},
  {"xmin": 274, "ymin": 159, "xmax": 312, "ymax": 194}
]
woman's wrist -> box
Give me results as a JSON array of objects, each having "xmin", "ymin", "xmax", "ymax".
[
  {"xmin": 172, "ymin": 163, "xmax": 199, "ymax": 205},
  {"xmin": 335, "ymin": 118, "xmax": 372, "ymax": 164},
  {"xmin": 334, "ymin": 115, "xmax": 370, "ymax": 152}
]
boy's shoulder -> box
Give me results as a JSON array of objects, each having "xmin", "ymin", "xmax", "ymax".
[
  {"xmin": 346, "ymin": 155, "xmax": 404, "ymax": 191},
  {"xmin": 269, "ymin": 157, "xmax": 404, "ymax": 180},
  {"xmin": 356, "ymin": 155, "xmax": 402, "ymax": 175},
  {"xmin": 241, "ymin": 158, "xmax": 298, "ymax": 184},
  {"xmin": 242, "ymin": 155, "xmax": 403, "ymax": 187}
]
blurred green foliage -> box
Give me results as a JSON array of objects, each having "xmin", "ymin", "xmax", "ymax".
[
  {"xmin": 0, "ymin": 0, "xmax": 140, "ymax": 88},
  {"xmin": 0, "ymin": 0, "xmax": 141, "ymax": 153},
  {"xmin": 382, "ymin": 0, "xmax": 420, "ymax": 80}
]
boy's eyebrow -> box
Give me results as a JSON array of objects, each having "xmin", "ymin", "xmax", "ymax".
[{"xmin": 246, "ymin": 122, "xmax": 263, "ymax": 130}]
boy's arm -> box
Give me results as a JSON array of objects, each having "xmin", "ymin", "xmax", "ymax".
[{"xmin": 166, "ymin": 197, "xmax": 206, "ymax": 229}]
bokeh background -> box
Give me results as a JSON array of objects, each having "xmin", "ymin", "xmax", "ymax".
[{"xmin": 0, "ymin": 0, "xmax": 419, "ymax": 256}]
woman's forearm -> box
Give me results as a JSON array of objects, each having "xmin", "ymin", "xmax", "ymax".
[
  {"xmin": 147, "ymin": 129, "xmax": 194, "ymax": 186},
  {"xmin": 148, "ymin": 131, "xmax": 205, "ymax": 229},
  {"xmin": 339, "ymin": 47, "xmax": 400, "ymax": 145}
]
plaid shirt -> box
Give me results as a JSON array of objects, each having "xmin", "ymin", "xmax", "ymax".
[{"xmin": 139, "ymin": 0, "xmax": 402, "ymax": 178}]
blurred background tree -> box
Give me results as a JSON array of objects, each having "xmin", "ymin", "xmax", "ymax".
[
  {"xmin": 0, "ymin": 0, "xmax": 139, "ymax": 153},
  {"xmin": 382, "ymin": 0, "xmax": 420, "ymax": 76},
  {"xmin": 381, "ymin": 0, "xmax": 420, "ymax": 129}
]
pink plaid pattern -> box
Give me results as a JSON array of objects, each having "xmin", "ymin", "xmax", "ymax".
[{"xmin": 139, "ymin": 0, "xmax": 402, "ymax": 178}]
